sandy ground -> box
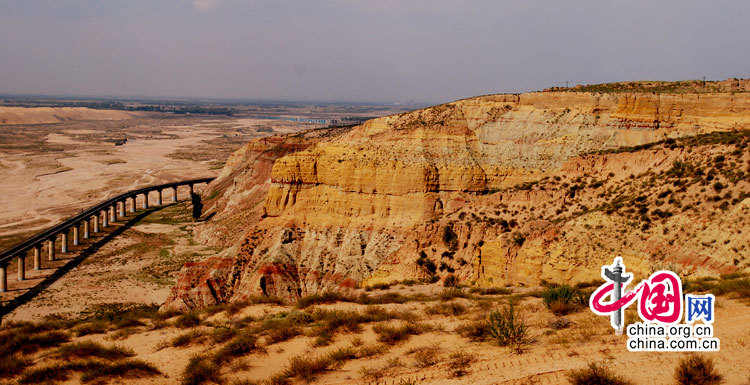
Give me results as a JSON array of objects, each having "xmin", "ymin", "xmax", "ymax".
[{"xmin": 0, "ymin": 116, "xmax": 306, "ymax": 247}]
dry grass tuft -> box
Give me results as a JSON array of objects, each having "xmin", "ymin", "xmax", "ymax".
[
  {"xmin": 567, "ymin": 362, "xmax": 634, "ymax": 385},
  {"xmin": 674, "ymin": 354, "xmax": 724, "ymax": 385},
  {"xmin": 54, "ymin": 341, "xmax": 134, "ymax": 361}
]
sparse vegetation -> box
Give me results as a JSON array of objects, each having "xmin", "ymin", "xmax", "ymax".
[
  {"xmin": 674, "ymin": 354, "xmax": 724, "ymax": 385},
  {"xmin": 488, "ymin": 302, "xmax": 527, "ymax": 353},
  {"xmin": 567, "ymin": 362, "xmax": 634, "ymax": 385}
]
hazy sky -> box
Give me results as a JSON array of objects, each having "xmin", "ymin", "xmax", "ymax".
[{"xmin": 1, "ymin": 0, "xmax": 749, "ymax": 103}]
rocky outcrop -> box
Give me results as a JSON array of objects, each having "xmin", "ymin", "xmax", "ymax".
[{"xmin": 164, "ymin": 86, "xmax": 750, "ymax": 309}]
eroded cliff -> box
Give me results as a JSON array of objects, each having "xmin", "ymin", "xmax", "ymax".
[{"xmin": 165, "ymin": 85, "xmax": 750, "ymax": 310}]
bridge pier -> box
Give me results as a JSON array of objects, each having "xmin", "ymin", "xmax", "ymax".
[
  {"xmin": 48, "ymin": 239, "xmax": 55, "ymax": 261},
  {"xmin": 172, "ymin": 187, "xmax": 178, "ymax": 202},
  {"xmin": 17, "ymin": 255, "xmax": 25, "ymax": 281},
  {"xmin": 157, "ymin": 190, "xmax": 163, "ymax": 205},
  {"xmin": 34, "ymin": 245, "xmax": 41, "ymax": 270},
  {"xmin": 0, "ymin": 263, "xmax": 6, "ymax": 292},
  {"xmin": 83, "ymin": 220, "xmax": 90, "ymax": 239},
  {"xmin": 102, "ymin": 210, "xmax": 108, "ymax": 228},
  {"xmin": 129, "ymin": 197, "xmax": 136, "ymax": 213},
  {"xmin": 93, "ymin": 215, "xmax": 100, "ymax": 233},
  {"xmin": 72, "ymin": 225, "xmax": 79, "ymax": 246},
  {"xmin": 110, "ymin": 205, "xmax": 116, "ymax": 223},
  {"xmin": 61, "ymin": 231, "xmax": 68, "ymax": 253},
  {"xmin": 143, "ymin": 193, "xmax": 149, "ymax": 209},
  {"xmin": 119, "ymin": 201, "xmax": 125, "ymax": 217}
]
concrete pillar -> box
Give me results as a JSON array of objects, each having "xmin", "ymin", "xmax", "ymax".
[
  {"xmin": 48, "ymin": 239, "xmax": 55, "ymax": 261},
  {"xmin": 143, "ymin": 193, "xmax": 149, "ymax": 209},
  {"xmin": 110, "ymin": 205, "xmax": 116, "ymax": 223},
  {"xmin": 34, "ymin": 245, "xmax": 42, "ymax": 270},
  {"xmin": 17, "ymin": 255, "xmax": 25, "ymax": 281},
  {"xmin": 119, "ymin": 201, "xmax": 125, "ymax": 217},
  {"xmin": 129, "ymin": 197, "xmax": 136, "ymax": 213},
  {"xmin": 83, "ymin": 220, "xmax": 90, "ymax": 239},
  {"xmin": 0, "ymin": 264, "xmax": 6, "ymax": 292},
  {"xmin": 93, "ymin": 215, "xmax": 99, "ymax": 233},
  {"xmin": 157, "ymin": 190, "xmax": 163, "ymax": 205},
  {"xmin": 61, "ymin": 231, "xmax": 68, "ymax": 253},
  {"xmin": 102, "ymin": 210, "xmax": 108, "ymax": 228},
  {"xmin": 72, "ymin": 225, "xmax": 80, "ymax": 246},
  {"xmin": 172, "ymin": 187, "xmax": 178, "ymax": 202}
]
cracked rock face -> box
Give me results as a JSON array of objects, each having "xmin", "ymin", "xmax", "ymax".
[{"xmin": 164, "ymin": 90, "xmax": 750, "ymax": 310}]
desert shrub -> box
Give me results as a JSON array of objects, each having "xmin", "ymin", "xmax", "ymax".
[
  {"xmin": 0, "ymin": 354, "xmax": 31, "ymax": 378},
  {"xmin": 365, "ymin": 282, "xmax": 394, "ymax": 291},
  {"xmin": 425, "ymin": 302, "xmax": 466, "ymax": 316},
  {"xmin": 276, "ymin": 354, "xmax": 333, "ymax": 383},
  {"xmin": 443, "ymin": 274, "xmax": 459, "ymax": 287},
  {"xmin": 674, "ymin": 354, "xmax": 723, "ymax": 385},
  {"xmin": 512, "ymin": 232, "xmax": 526, "ymax": 246},
  {"xmin": 171, "ymin": 330, "xmax": 207, "ymax": 348},
  {"xmin": 448, "ymin": 351, "xmax": 476, "ymax": 377},
  {"xmin": 182, "ymin": 355, "xmax": 222, "ymax": 385},
  {"xmin": 327, "ymin": 347, "xmax": 357, "ymax": 363},
  {"xmin": 74, "ymin": 321, "xmax": 110, "ymax": 336},
  {"xmin": 19, "ymin": 363, "xmax": 77, "ymax": 384},
  {"xmin": 455, "ymin": 320, "xmax": 490, "ymax": 342},
  {"xmin": 567, "ymin": 362, "xmax": 634, "ymax": 385},
  {"xmin": 213, "ymin": 332, "xmax": 257, "ymax": 364},
  {"xmin": 266, "ymin": 325, "xmax": 301, "ymax": 344},
  {"xmin": 356, "ymin": 292, "xmax": 423, "ymax": 305},
  {"xmin": 442, "ymin": 225, "xmax": 459, "ymax": 251},
  {"xmin": 488, "ymin": 303, "xmax": 527, "ymax": 353},
  {"xmin": 174, "ymin": 311, "xmax": 201, "ymax": 328},
  {"xmin": 439, "ymin": 287, "xmax": 471, "ymax": 301},
  {"xmin": 470, "ymin": 287, "xmax": 512, "ymax": 295},
  {"xmin": 295, "ymin": 291, "xmax": 349, "ymax": 309},
  {"xmin": 412, "ymin": 346, "xmax": 441, "ymax": 367},
  {"xmin": 54, "ymin": 341, "xmax": 134, "ymax": 360},
  {"xmin": 211, "ymin": 327, "xmax": 236, "ymax": 344},
  {"xmin": 373, "ymin": 323, "xmax": 425, "ymax": 345},
  {"xmin": 80, "ymin": 359, "xmax": 160, "ymax": 383},
  {"xmin": 1, "ymin": 329, "xmax": 71, "ymax": 355},
  {"xmin": 542, "ymin": 285, "xmax": 589, "ymax": 315}
]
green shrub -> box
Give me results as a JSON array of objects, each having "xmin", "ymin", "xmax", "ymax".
[
  {"xmin": 488, "ymin": 303, "xmax": 527, "ymax": 353},
  {"xmin": 567, "ymin": 362, "xmax": 634, "ymax": 385},
  {"xmin": 674, "ymin": 354, "xmax": 723, "ymax": 385},
  {"xmin": 542, "ymin": 285, "xmax": 589, "ymax": 315}
]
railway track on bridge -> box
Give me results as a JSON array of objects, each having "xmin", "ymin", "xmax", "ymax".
[{"xmin": 0, "ymin": 177, "xmax": 214, "ymax": 291}]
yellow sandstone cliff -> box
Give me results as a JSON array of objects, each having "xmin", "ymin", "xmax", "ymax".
[{"xmin": 165, "ymin": 84, "xmax": 750, "ymax": 309}]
